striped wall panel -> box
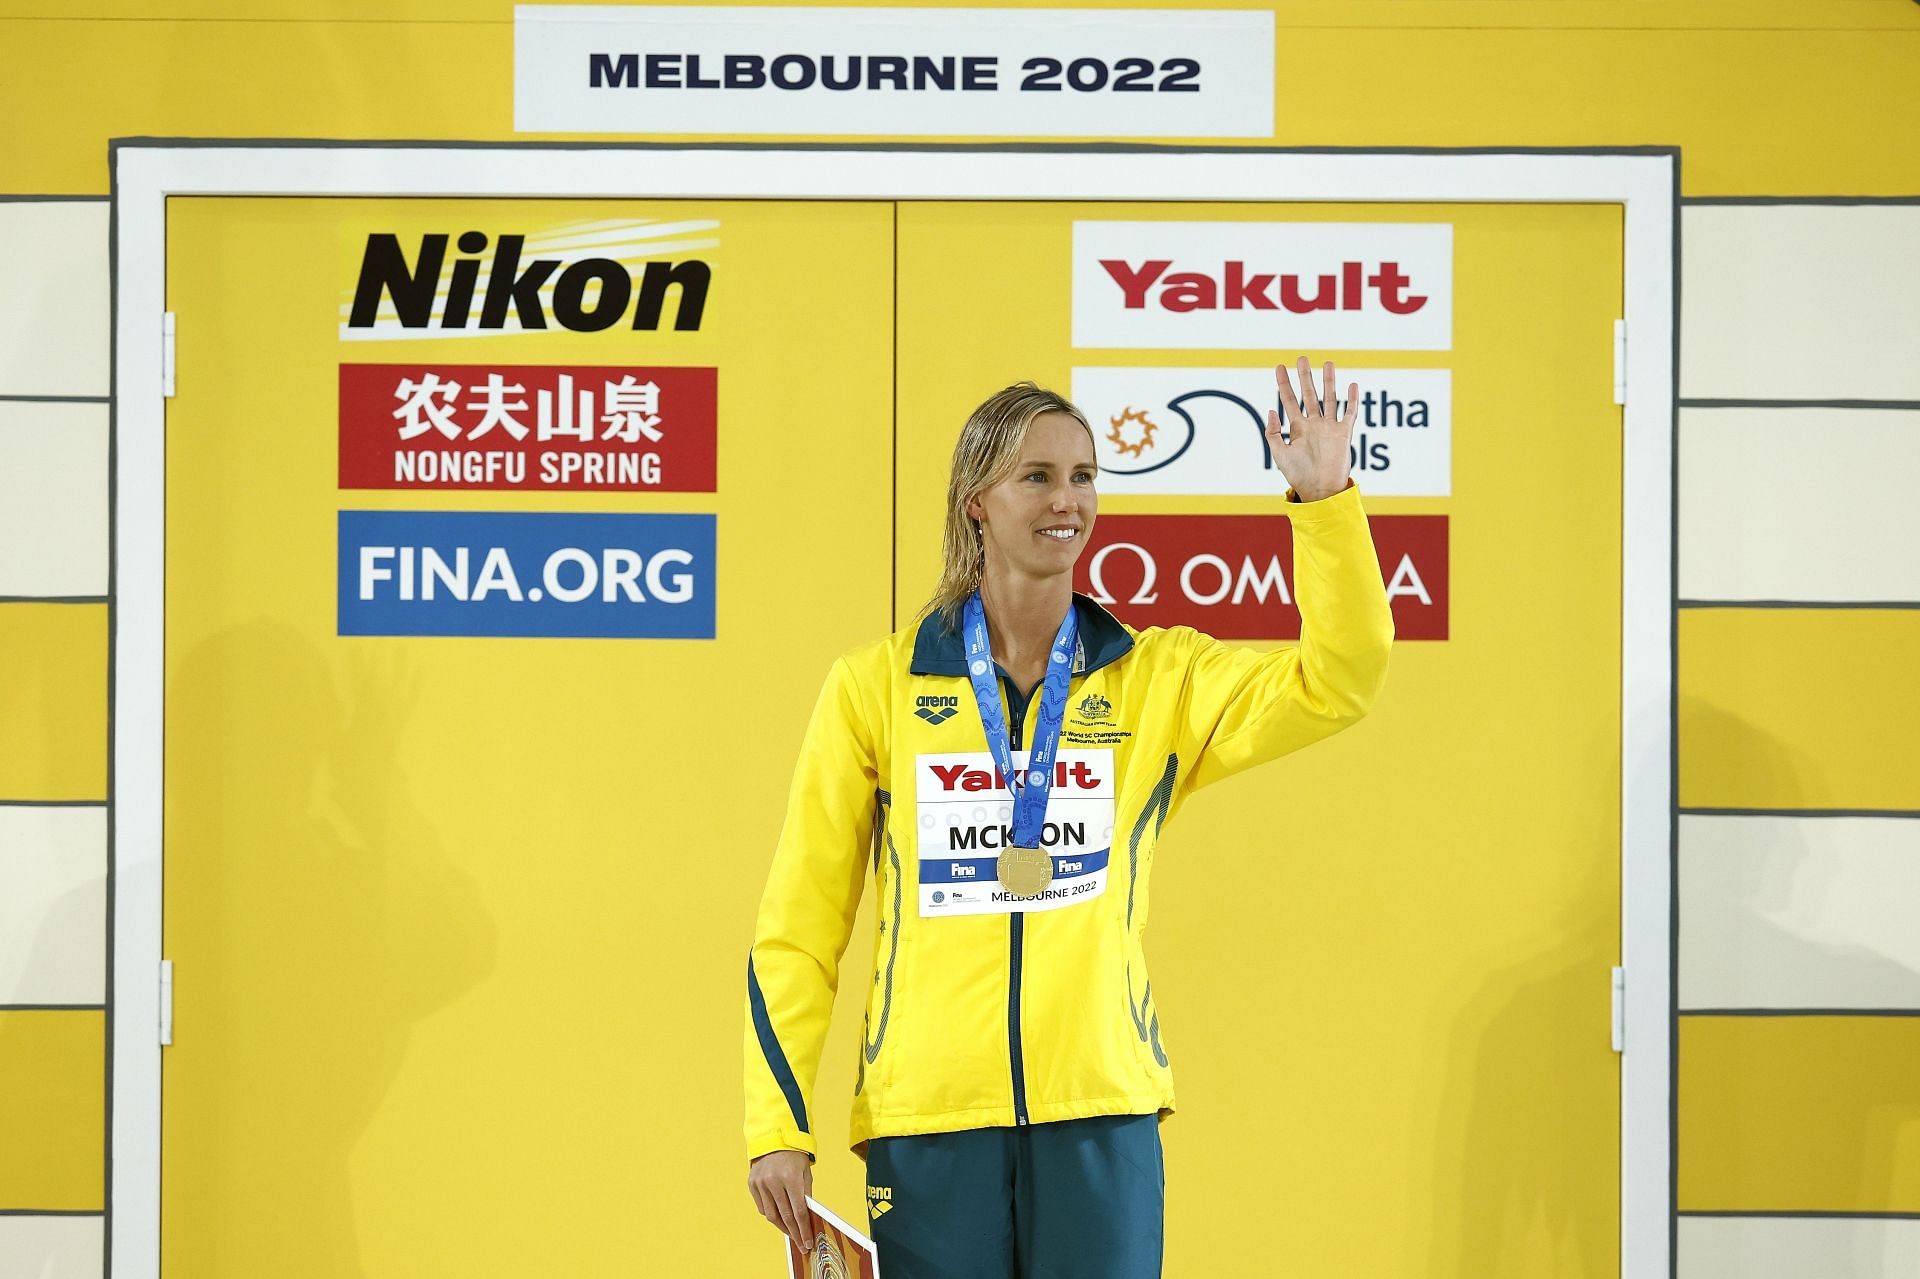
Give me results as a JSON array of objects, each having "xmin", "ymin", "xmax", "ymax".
[
  {"xmin": 0, "ymin": 196, "xmax": 113, "ymax": 1258},
  {"xmin": 1680, "ymin": 1216, "xmax": 1920, "ymax": 1279},
  {"xmin": 1678, "ymin": 1015, "xmax": 1920, "ymax": 1212},
  {"xmin": 0, "ymin": 1215, "xmax": 104, "ymax": 1279},
  {"xmin": 1678, "ymin": 406, "xmax": 1920, "ymax": 603},
  {"xmin": 0, "ymin": 603, "xmax": 108, "ymax": 802},
  {"xmin": 0, "ymin": 805, "xmax": 106, "ymax": 1007},
  {"xmin": 1678, "ymin": 607, "xmax": 1920, "ymax": 811},
  {"xmin": 0, "ymin": 1010, "xmax": 105, "ymax": 1211},
  {"xmin": 1679, "ymin": 204, "xmax": 1920, "ymax": 401},
  {"xmin": 1678, "ymin": 198, "xmax": 1920, "ymax": 1277},
  {"xmin": 0, "ymin": 400, "xmax": 109, "ymax": 598},
  {"xmin": 0, "ymin": 201, "xmax": 108, "ymax": 400},
  {"xmin": 1680, "ymin": 814, "xmax": 1920, "ymax": 1011}
]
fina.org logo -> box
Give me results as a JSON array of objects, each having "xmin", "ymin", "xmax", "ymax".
[{"xmin": 915, "ymin": 695, "xmax": 959, "ymax": 725}]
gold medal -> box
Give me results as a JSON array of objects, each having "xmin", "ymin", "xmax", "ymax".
[{"xmin": 998, "ymin": 844, "xmax": 1053, "ymax": 898}]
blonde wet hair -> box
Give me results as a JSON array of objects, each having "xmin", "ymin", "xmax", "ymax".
[{"xmin": 921, "ymin": 381, "xmax": 1096, "ymax": 627}]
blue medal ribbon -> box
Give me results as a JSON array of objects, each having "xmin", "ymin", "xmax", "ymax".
[{"xmin": 961, "ymin": 591, "xmax": 1079, "ymax": 848}]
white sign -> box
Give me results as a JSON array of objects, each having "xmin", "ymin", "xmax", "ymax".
[
  {"xmin": 1072, "ymin": 221, "xmax": 1453, "ymax": 350},
  {"xmin": 915, "ymin": 750, "xmax": 1115, "ymax": 917},
  {"xmin": 514, "ymin": 6, "xmax": 1274, "ymax": 137},
  {"xmin": 1073, "ymin": 365, "xmax": 1453, "ymax": 496}
]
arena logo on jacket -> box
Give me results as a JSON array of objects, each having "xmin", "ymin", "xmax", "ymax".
[{"xmin": 915, "ymin": 750, "xmax": 1116, "ymax": 917}]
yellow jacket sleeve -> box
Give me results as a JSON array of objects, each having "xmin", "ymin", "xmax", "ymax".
[
  {"xmin": 744, "ymin": 656, "xmax": 880, "ymax": 1162},
  {"xmin": 1180, "ymin": 480, "xmax": 1395, "ymax": 794}
]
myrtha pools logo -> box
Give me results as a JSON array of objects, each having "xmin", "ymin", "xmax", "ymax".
[{"xmin": 914, "ymin": 695, "xmax": 960, "ymax": 725}]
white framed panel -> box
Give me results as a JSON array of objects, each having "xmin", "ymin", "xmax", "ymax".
[
  {"xmin": 0, "ymin": 1214, "xmax": 105, "ymax": 1279},
  {"xmin": 1681, "ymin": 813, "xmax": 1920, "ymax": 1010},
  {"xmin": 0, "ymin": 200, "xmax": 110, "ymax": 399},
  {"xmin": 1680, "ymin": 1214, "xmax": 1920, "ymax": 1279},
  {"xmin": 0, "ymin": 400, "xmax": 110, "ymax": 598},
  {"xmin": 1681, "ymin": 204, "xmax": 1920, "ymax": 402},
  {"xmin": 111, "ymin": 142, "xmax": 1676, "ymax": 1279},
  {"xmin": 1680, "ymin": 406, "xmax": 1920, "ymax": 603},
  {"xmin": 0, "ymin": 804, "xmax": 107, "ymax": 1005}
]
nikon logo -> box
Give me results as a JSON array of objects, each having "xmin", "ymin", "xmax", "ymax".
[{"xmin": 347, "ymin": 230, "xmax": 711, "ymax": 334}]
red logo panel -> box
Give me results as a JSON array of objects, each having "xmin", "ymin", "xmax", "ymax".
[
  {"xmin": 1074, "ymin": 514, "xmax": 1447, "ymax": 641},
  {"xmin": 339, "ymin": 363, "xmax": 717, "ymax": 492}
]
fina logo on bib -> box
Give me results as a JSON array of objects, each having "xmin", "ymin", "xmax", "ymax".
[{"xmin": 915, "ymin": 749, "xmax": 1115, "ymax": 917}]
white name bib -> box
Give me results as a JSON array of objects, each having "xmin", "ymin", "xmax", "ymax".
[{"xmin": 914, "ymin": 749, "xmax": 1116, "ymax": 917}]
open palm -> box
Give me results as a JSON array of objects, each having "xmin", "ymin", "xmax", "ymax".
[{"xmin": 1265, "ymin": 356, "xmax": 1358, "ymax": 503}]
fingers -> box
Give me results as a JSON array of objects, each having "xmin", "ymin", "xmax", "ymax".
[
  {"xmin": 1273, "ymin": 360, "xmax": 1302, "ymax": 423},
  {"xmin": 750, "ymin": 1172, "xmax": 806, "ymax": 1254},
  {"xmin": 751, "ymin": 1181, "xmax": 773, "ymax": 1227},
  {"xmin": 779, "ymin": 1179, "xmax": 811, "ymax": 1253},
  {"xmin": 1265, "ymin": 406, "xmax": 1286, "ymax": 443},
  {"xmin": 1280, "ymin": 356, "xmax": 1360, "ymax": 426}
]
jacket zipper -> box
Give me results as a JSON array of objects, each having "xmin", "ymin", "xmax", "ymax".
[{"xmin": 1003, "ymin": 673, "xmax": 1032, "ymax": 1127}]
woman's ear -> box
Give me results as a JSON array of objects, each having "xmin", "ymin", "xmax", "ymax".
[{"xmin": 964, "ymin": 493, "xmax": 984, "ymax": 522}]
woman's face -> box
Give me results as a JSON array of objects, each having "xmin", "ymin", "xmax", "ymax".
[{"xmin": 966, "ymin": 411, "xmax": 1099, "ymax": 582}]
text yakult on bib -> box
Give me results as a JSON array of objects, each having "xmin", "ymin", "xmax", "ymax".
[{"xmin": 915, "ymin": 749, "xmax": 1116, "ymax": 917}]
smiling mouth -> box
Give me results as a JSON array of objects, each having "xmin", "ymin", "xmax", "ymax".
[{"xmin": 1037, "ymin": 528, "xmax": 1079, "ymax": 541}]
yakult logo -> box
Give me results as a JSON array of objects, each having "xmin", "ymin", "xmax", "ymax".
[
  {"xmin": 1076, "ymin": 514, "xmax": 1450, "ymax": 641},
  {"xmin": 1072, "ymin": 221, "xmax": 1453, "ymax": 351},
  {"xmin": 926, "ymin": 759, "xmax": 1106, "ymax": 794},
  {"xmin": 1098, "ymin": 258, "xmax": 1425, "ymax": 315}
]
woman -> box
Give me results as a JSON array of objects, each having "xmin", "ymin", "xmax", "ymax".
[{"xmin": 745, "ymin": 358, "xmax": 1393, "ymax": 1277}]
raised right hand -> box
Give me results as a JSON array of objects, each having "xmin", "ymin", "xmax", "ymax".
[{"xmin": 747, "ymin": 1148, "xmax": 815, "ymax": 1255}]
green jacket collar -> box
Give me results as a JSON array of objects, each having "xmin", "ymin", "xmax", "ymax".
[{"xmin": 909, "ymin": 593, "xmax": 1135, "ymax": 678}]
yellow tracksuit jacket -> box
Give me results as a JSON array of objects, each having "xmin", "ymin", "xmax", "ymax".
[{"xmin": 745, "ymin": 480, "xmax": 1393, "ymax": 1161}]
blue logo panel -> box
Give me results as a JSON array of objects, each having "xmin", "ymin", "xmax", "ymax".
[
  {"xmin": 338, "ymin": 510, "xmax": 716, "ymax": 639},
  {"xmin": 919, "ymin": 848, "xmax": 1111, "ymax": 885}
]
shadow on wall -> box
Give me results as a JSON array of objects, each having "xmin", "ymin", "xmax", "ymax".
[
  {"xmin": 158, "ymin": 620, "xmax": 496, "ymax": 1277},
  {"xmin": 1675, "ymin": 696, "xmax": 1920, "ymax": 1271},
  {"xmin": 1679, "ymin": 696, "xmax": 1920, "ymax": 1006},
  {"xmin": 1424, "ymin": 713, "xmax": 1619, "ymax": 1278}
]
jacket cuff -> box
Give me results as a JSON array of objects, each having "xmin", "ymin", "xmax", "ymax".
[
  {"xmin": 747, "ymin": 1130, "xmax": 818, "ymax": 1163},
  {"xmin": 1283, "ymin": 477, "xmax": 1362, "ymax": 518}
]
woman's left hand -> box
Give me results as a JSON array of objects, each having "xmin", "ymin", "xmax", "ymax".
[{"xmin": 1266, "ymin": 356, "xmax": 1358, "ymax": 502}]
